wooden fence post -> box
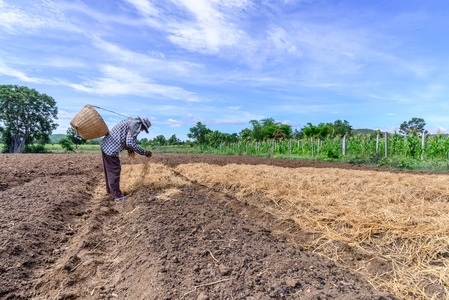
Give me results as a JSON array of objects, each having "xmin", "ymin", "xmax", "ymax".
[
  {"xmin": 311, "ymin": 137, "xmax": 315, "ymax": 157},
  {"xmin": 246, "ymin": 142, "xmax": 248, "ymax": 154},
  {"xmin": 273, "ymin": 141, "xmax": 275, "ymax": 153},
  {"xmin": 421, "ymin": 133, "xmax": 425, "ymax": 160},
  {"xmin": 342, "ymin": 135, "xmax": 346, "ymax": 156},
  {"xmin": 376, "ymin": 134, "xmax": 379, "ymax": 154},
  {"xmin": 317, "ymin": 138, "xmax": 320, "ymax": 155},
  {"xmin": 404, "ymin": 134, "xmax": 407, "ymax": 156},
  {"xmin": 290, "ymin": 139, "xmax": 293, "ymax": 156},
  {"xmin": 385, "ymin": 132, "xmax": 388, "ymax": 158}
]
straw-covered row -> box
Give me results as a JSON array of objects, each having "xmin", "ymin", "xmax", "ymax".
[
  {"xmin": 121, "ymin": 160, "xmax": 191, "ymax": 195},
  {"xmin": 175, "ymin": 163, "xmax": 449, "ymax": 299}
]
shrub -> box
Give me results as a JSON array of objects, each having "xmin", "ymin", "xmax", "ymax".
[
  {"xmin": 346, "ymin": 155, "xmax": 366, "ymax": 165},
  {"xmin": 393, "ymin": 157, "xmax": 414, "ymax": 169},
  {"xmin": 326, "ymin": 149, "xmax": 340, "ymax": 159},
  {"xmin": 60, "ymin": 138, "xmax": 75, "ymax": 152},
  {"xmin": 23, "ymin": 144, "xmax": 47, "ymax": 153}
]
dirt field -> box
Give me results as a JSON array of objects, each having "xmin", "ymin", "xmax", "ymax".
[{"xmin": 1, "ymin": 152, "xmax": 432, "ymax": 299}]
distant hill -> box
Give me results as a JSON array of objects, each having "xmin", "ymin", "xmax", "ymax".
[
  {"xmin": 50, "ymin": 134, "xmax": 66, "ymax": 143},
  {"xmin": 353, "ymin": 129, "xmax": 376, "ymax": 135}
]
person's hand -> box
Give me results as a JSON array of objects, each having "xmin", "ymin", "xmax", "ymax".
[
  {"xmin": 145, "ymin": 150, "xmax": 152, "ymax": 157},
  {"xmin": 128, "ymin": 148, "xmax": 135, "ymax": 155}
]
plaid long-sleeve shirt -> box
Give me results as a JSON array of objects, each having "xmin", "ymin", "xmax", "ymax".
[{"xmin": 100, "ymin": 118, "xmax": 147, "ymax": 157}]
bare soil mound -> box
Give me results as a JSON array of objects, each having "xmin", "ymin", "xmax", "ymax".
[{"xmin": 0, "ymin": 153, "xmax": 403, "ymax": 299}]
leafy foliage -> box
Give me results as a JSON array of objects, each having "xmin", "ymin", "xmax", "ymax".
[
  {"xmin": 23, "ymin": 144, "xmax": 47, "ymax": 153},
  {"xmin": 1, "ymin": 129, "xmax": 12, "ymax": 153},
  {"xmin": 167, "ymin": 134, "xmax": 181, "ymax": 145},
  {"xmin": 154, "ymin": 135, "xmax": 167, "ymax": 146},
  {"xmin": 66, "ymin": 127, "xmax": 86, "ymax": 149},
  {"xmin": 59, "ymin": 138, "xmax": 75, "ymax": 152},
  {"xmin": 0, "ymin": 85, "xmax": 58, "ymax": 153},
  {"xmin": 328, "ymin": 119, "xmax": 353, "ymax": 137},
  {"xmin": 302, "ymin": 122, "xmax": 332, "ymax": 138},
  {"xmin": 187, "ymin": 122, "xmax": 212, "ymax": 145},
  {"xmin": 302, "ymin": 120, "xmax": 353, "ymax": 139},
  {"xmin": 292, "ymin": 128, "xmax": 304, "ymax": 139},
  {"xmin": 399, "ymin": 117, "xmax": 427, "ymax": 135},
  {"xmin": 241, "ymin": 118, "xmax": 292, "ymax": 141}
]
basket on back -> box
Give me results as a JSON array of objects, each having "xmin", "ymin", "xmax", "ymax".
[{"xmin": 70, "ymin": 105, "xmax": 109, "ymax": 140}]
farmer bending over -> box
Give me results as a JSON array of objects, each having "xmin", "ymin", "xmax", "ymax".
[{"xmin": 101, "ymin": 116, "xmax": 152, "ymax": 201}]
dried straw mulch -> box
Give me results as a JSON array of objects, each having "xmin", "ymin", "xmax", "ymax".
[
  {"xmin": 175, "ymin": 163, "xmax": 449, "ymax": 299},
  {"xmin": 120, "ymin": 158, "xmax": 190, "ymax": 196}
]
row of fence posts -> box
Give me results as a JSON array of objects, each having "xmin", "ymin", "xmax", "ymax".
[
  {"xmin": 217, "ymin": 132, "xmax": 431, "ymax": 160},
  {"xmin": 327, "ymin": 132, "xmax": 426, "ymax": 159}
]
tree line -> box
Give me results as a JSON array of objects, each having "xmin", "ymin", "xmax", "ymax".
[
  {"xmin": 0, "ymin": 84, "xmax": 429, "ymax": 153},
  {"xmin": 185, "ymin": 117, "xmax": 428, "ymax": 147}
]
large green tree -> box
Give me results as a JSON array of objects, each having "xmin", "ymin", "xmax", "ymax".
[
  {"xmin": 238, "ymin": 128, "xmax": 252, "ymax": 141},
  {"xmin": 167, "ymin": 134, "xmax": 180, "ymax": 145},
  {"xmin": 153, "ymin": 135, "xmax": 166, "ymax": 146},
  {"xmin": 187, "ymin": 122, "xmax": 212, "ymax": 145},
  {"xmin": 246, "ymin": 118, "xmax": 292, "ymax": 141},
  {"xmin": 328, "ymin": 119, "xmax": 353, "ymax": 137},
  {"xmin": 248, "ymin": 120, "xmax": 264, "ymax": 141},
  {"xmin": 302, "ymin": 122, "xmax": 332, "ymax": 139},
  {"xmin": 225, "ymin": 133, "xmax": 239, "ymax": 143},
  {"xmin": 399, "ymin": 117, "xmax": 427, "ymax": 135},
  {"xmin": 0, "ymin": 125, "xmax": 4, "ymax": 143},
  {"xmin": 205, "ymin": 130, "xmax": 226, "ymax": 146},
  {"xmin": 0, "ymin": 85, "xmax": 58, "ymax": 153}
]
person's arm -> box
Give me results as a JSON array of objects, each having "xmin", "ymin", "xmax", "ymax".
[{"xmin": 125, "ymin": 131, "xmax": 148, "ymax": 156}]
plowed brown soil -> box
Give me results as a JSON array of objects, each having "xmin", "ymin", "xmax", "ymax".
[{"xmin": 0, "ymin": 153, "xmax": 407, "ymax": 299}]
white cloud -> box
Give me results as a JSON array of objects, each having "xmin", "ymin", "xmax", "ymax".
[
  {"xmin": 375, "ymin": 126, "xmax": 449, "ymax": 135},
  {"xmin": 184, "ymin": 113, "xmax": 246, "ymax": 126},
  {"xmin": 58, "ymin": 110, "xmax": 77, "ymax": 120},
  {"xmin": 54, "ymin": 110, "xmax": 77, "ymax": 133},
  {"xmin": 0, "ymin": 59, "xmax": 54, "ymax": 84},
  {"xmin": 124, "ymin": 0, "xmax": 159, "ymax": 17},
  {"xmin": 425, "ymin": 126, "xmax": 449, "ymax": 134},
  {"xmin": 227, "ymin": 105, "xmax": 242, "ymax": 110},
  {"xmin": 0, "ymin": 0, "xmax": 79, "ymax": 33},
  {"xmin": 281, "ymin": 120, "xmax": 300, "ymax": 127},
  {"xmin": 375, "ymin": 126, "xmax": 400, "ymax": 133},
  {"xmin": 44, "ymin": 57, "xmax": 88, "ymax": 69},
  {"xmin": 206, "ymin": 119, "xmax": 245, "ymax": 125},
  {"xmin": 154, "ymin": 118, "xmax": 183, "ymax": 128},
  {"xmin": 92, "ymin": 38, "xmax": 200, "ymax": 77},
  {"xmin": 167, "ymin": 0, "xmax": 243, "ymax": 53},
  {"xmin": 61, "ymin": 65, "xmax": 202, "ymax": 101},
  {"xmin": 125, "ymin": 0, "xmax": 252, "ymax": 56}
]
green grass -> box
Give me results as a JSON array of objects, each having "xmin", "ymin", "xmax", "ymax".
[{"xmin": 45, "ymin": 144, "xmax": 102, "ymax": 153}]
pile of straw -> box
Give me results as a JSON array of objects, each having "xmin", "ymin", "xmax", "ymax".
[
  {"xmin": 175, "ymin": 163, "xmax": 449, "ymax": 299},
  {"xmin": 120, "ymin": 159, "xmax": 190, "ymax": 195}
]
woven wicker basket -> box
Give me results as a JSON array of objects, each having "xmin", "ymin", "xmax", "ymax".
[{"xmin": 70, "ymin": 105, "xmax": 109, "ymax": 140}]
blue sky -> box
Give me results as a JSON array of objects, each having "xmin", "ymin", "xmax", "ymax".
[{"xmin": 1, "ymin": 0, "xmax": 449, "ymax": 140}]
